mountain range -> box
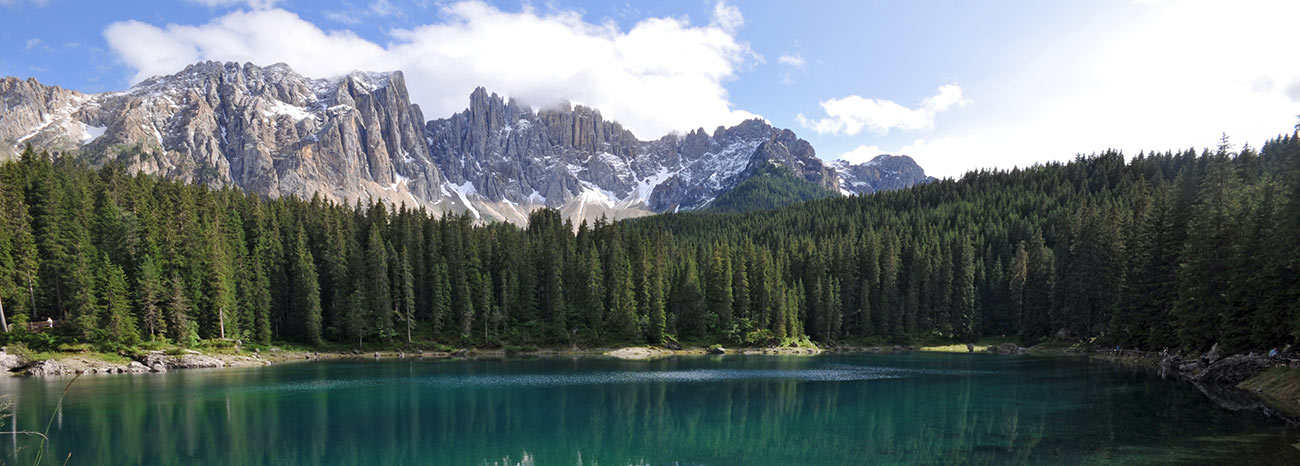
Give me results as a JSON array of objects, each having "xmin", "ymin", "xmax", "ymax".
[{"xmin": 0, "ymin": 61, "xmax": 932, "ymax": 224}]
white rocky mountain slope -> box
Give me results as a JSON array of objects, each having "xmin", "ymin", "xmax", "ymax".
[{"xmin": 0, "ymin": 61, "xmax": 932, "ymax": 224}]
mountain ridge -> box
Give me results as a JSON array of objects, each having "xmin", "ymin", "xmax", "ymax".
[{"xmin": 0, "ymin": 61, "xmax": 933, "ymax": 224}]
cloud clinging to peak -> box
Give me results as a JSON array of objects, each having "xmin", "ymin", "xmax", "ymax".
[{"xmin": 103, "ymin": 1, "xmax": 758, "ymax": 139}]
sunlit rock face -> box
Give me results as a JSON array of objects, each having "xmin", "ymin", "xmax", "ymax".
[
  {"xmin": 1, "ymin": 62, "xmax": 441, "ymax": 213},
  {"xmin": 829, "ymin": 154, "xmax": 934, "ymax": 196},
  {"xmin": 3, "ymin": 62, "xmax": 931, "ymax": 225}
]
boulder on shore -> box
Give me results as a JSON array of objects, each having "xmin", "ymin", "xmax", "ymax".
[
  {"xmin": 1190, "ymin": 354, "xmax": 1273, "ymax": 385},
  {"xmin": 1204, "ymin": 343, "xmax": 1223, "ymax": 364},
  {"xmin": 606, "ymin": 347, "xmax": 672, "ymax": 360},
  {"xmin": 140, "ymin": 350, "xmax": 223, "ymax": 370},
  {"xmin": 992, "ymin": 343, "xmax": 1024, "ymax": 354},
  {"xmin": 25, "ymin": 360, "xmax": 67, "ymax": 376},
  {"xmin": 0, "ymin": 348, "xmax": 24, "ymax": 372}
]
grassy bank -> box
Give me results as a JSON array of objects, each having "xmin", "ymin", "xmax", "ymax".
[{"xmin": 1240, "ymin": 368, "xmax": 1300, "ymax": 418}]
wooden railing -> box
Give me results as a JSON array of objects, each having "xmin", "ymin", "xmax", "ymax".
[{"xmin": 27, "ymin": 319, "xmax": 57, "ymax": 332}]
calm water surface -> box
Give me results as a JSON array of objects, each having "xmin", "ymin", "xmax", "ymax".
[{"xmin": 1, "ymin": 353, "xmax": 1297, "ymax": 465}]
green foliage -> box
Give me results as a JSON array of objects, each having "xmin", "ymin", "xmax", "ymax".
[
  {"xmin": 706, "ymin": 163, "xmax": 837, "ymax": 213},
  {"xmin": 1, "ymin": 131, "xmax": 1298, "ymax": 354}
]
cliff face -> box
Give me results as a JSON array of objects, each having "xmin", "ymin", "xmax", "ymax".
[
  {"xmin": 426, "ymin": 88, "xmax": 845, "ymax": 223},
  {"xmin": 831, "ymin": 155, "xmax": 934, "ymax": 196},
  {"xmin": 2, "ymin": 62, "xmax": 442, "ymax": 211},
  {"xmin": 2, "ymin": 62, "xmax": 932, "ymax": 225}
]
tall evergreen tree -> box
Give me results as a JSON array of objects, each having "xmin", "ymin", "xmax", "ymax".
[{"xmin": 290, "ymin": 226, "xmax": 323, "ymax": 345}]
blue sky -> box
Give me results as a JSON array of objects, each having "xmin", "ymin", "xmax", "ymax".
[{"xmin": 2, "ymin": 0, "xmax": 1298, "ymax": 178}]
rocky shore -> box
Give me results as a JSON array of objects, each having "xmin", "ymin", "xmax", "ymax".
[
  {"xmin": 8, "ymin": 338, "xmax": 1297, "ymax": 422},
  {"xmin": 3, "ymin": 344, "xmax": 832, "ymax": 375},
  {"xmin": 1090, "ymin": 344, "xmax": 1300, "ymax": 423},
  {"xmin": 9, "ymin": 349, "xmax": 270, "ymax": 376}
]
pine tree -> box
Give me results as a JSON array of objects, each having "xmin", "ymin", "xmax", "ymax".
[
  {"xmin": 364, "ymin": 226, "xmax": 392, "ymax": 340},
  {"xmin": 648, "ymin": 254, "xmax": 667, "ymax": 344},
  {"xmin": 247, "ymin": 238, "xmax": 273, "ymax": 345},
  {"xmin": 94, "ymin": 252, "xmax": 139, "ymax": 346},
  {"xmin": 0, "ymin": 178, "xmax": 40, "ymax": 331},
  {"xmin": 430, "ymin": 260, "xmax": 451, "ymax": 337},
  {"xmin": 166, "ymin": 273, "xmax": 196, "ymax": 346},
  {"xmin": 135, "ymin": 254, "xmax": 163, "ymax": 340},
  {"xmin": 399, "ymin": 247, "xmax": 416, "ymax": 344},
  {"xmin": 672, "ymin": 256, "xmax": 705, "ymax": 339},
  {"xmin": 1020, "ymin": 232, "xmax": 1055, "ymax": 344},
  {"xmin": 1176, "ymin": 153, "xmax": 1237, "ymax": 352},
  {"xmin": 880, "ymin": 234, "xmax": 902, "ymax": 340},
  {"xmin": 732, "ymin": 251, "xmax": 750, "ymax": 325},
  {"xmin": 706, "ymin": 245, "xmax": 733, "ymax": 335},
  {"xmin": 826, "ymin": 276, "xmax": 842, "ymax": 341},
  {"xmin": 581, "ymin": 248, "xmax": 605, "ymax": 337},
  {"xmin": 610, "ymin": 248, "xmax": 639, "ymax": 342},
  {"xmin": 290, "ymin": 226, "xmax": 323, "ymax": 345},
  {"xmin": 953, "ymin": 236, "xmax": 977, "ymax": 341},
  {"xmin": 203, "ymin": 227, "xmax": 237, "ymax": 340},
  {"xmin": 1008, "ymin": 242, "xmax": 1028, "ymax": 337}
]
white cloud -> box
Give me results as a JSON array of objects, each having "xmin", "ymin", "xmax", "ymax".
[
  {"xmin": 23, "ymin": 38, "xmax": 40, "ymax": 50},
  {"xmin": 777, "ymin": 52, "xmax": 804, "ymax": 85},
  {"xmin": 185, "ymin": 0, "xmax": 280, "ymax": 8},
  {"xmin": 778, "ymin": 53, "xmax": 804, "ymax": 69},
  {"xmin": 876, "ymin": 0, "xmax": 1300, "ymax": 180},
  {"xmin": 797, "ymin": 84, "xmax": 965, "ymax": 136},
  {"xmin": 103, "ymin": 0, "xmax": 756, "ymax": 139},
  {"xmin": 368, "ymin": 0, "xmax": 402, "ymax": 18},
  {"xmin": 710, "ymin": 1, "xmax": 743, "ymax": 34},
  {"xmin": 838, "ymin": 145, "xmax": 883, "ymax": 164}
]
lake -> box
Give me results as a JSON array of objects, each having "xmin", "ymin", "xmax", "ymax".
[{"xmin": 2, "ymin": 353, "xmax": 1297, "ymax": 465}]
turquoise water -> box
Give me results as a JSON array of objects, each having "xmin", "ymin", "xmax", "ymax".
[{"xmin": 1, "ymin": 353, "xmax": 1297, "ymax": 465}]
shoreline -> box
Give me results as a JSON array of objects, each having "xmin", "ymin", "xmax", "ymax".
[
  {"xmin": 2, "ymin": 344, "xmax": 831, "ymax": 376},
  {"xmin": 1089, "ymin": 349, "xmax": 1300, "ymax": 425},
  {"xmin": 10, "ymin": 342, "xmax": 1300, "ymax": 422},
  {"xmin": 10, "ymin": 340, "xmax": 1300, "ymax": 430},
  {"xmin": 0, "ymin": 340, "xmax": 1032, "ymax": 377}
]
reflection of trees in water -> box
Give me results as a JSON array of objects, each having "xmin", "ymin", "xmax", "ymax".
[{"xmin": 1, "ymin": 359, "xmax": 1295, "ymax": 465}]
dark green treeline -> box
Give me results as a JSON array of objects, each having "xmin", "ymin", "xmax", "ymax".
[{"xmin": 1, "ymin": 132, "xmax": 1298, "ymax": 353}]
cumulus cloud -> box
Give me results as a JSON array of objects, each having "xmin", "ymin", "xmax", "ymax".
[
  {"xmin": 838, "ymin": 145, "xmax": 883, "ymax": 164},
  {"xmin": 104, "ymin": 1, "xmax": 757, "ymax": 138},
  {"xmin": 877, "ymin": 0, "xmax": 1300, "ymax": 180},
  {"xmin": 796, "ymin": 84, "xmax": 965, "ymax": 136}
]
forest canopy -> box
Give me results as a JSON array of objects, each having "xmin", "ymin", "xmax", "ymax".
[{"xmin": 1, "ymin": 131, "xmax": 1297, "ymax": 355}]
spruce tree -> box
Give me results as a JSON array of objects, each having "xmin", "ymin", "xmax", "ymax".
[
  {"xmin": 94, "ymin": 252, "xmax": 139, "ymax": 346},
  {"xmin": 166, "ymin": 273, "xmax": 196, "ymax": 346},
  {"xmin": 290, "ymin": 226, "xmax": 323, "ymax": 345},
  {"xmin": 135, "ymin": 254, "xmax": 163, "ymax": 340},
  {"xmin": 365, "ymin": 227, "xmax": 392, "ymax": 339}
]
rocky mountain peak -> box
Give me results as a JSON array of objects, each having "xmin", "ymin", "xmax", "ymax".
[
  {"xmin": 831, "ymin": 154, "xmax": 934, "ymax": 196},
  {"xmin": 2, "ymin": 61, "xmax": 933, "ymax": 225},
  {"xmin": 3, "ymin": 61, "xmax": 440, "ymax": 212}
]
